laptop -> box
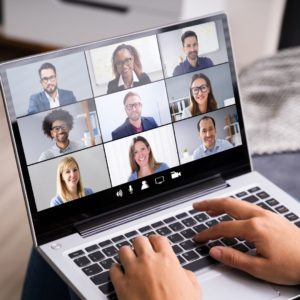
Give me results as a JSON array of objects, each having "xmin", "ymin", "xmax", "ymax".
[{"xmin": 1, "ymin": 12, "xmax": 299, "ymax": 299}]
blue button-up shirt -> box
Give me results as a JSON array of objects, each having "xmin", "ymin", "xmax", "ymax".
[
  {"xmin": 173, "ymin": 56, "xmax": 214, "ymax": 76},
  {"xmin": 193, "ymin": 139, "xmax": 233, "ymax": 160}
]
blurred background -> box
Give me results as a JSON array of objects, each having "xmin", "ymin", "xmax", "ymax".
[{"xmin": 1, "ymin": 0, "xmax": 299, "ymax": 299}]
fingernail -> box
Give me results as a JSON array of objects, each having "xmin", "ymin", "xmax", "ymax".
[{"xmin": 210, "ymin": 247, "xmax": 222, "ymax": 260}]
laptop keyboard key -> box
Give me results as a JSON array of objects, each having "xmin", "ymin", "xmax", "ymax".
[
  {"xmin": 168, "ymin": 233, "xmax": 184, "ymax": 243},
  {"xmin": 180, "ymin": 240, "xmax": 198, "ymax": 250},
  {"xmin": 256, "ymin": 191, "xmax": 270, "ymax": 199},
  {"xmin": 116, "ymin": 240, "xmax": 130, "ymax": 249},
  {"xmin": 125, "ymin": 230, "xmax": 139, "ymax": 238},
  {"xmin": 182, "ymin": 250, "xmax": 199, "ymax": 261},
  {"xmin": 88, "ymin": 251, "xmax": 105, "ymax": 262},
  {"xmin": 82, "ymin": 263, "xmax": 102, "ymax": 276},
  {"xmin": 256, "ymin": 202, "xmax": 274, "ymax": 212},
  {"xmin": 208, "ymin": 240, "xmax": 223, "ymax": 248},
  {"xmin": 177, "ymin": 255, "xmax": 186, "ymax": 265},
  {"xmin": 103, "ymin": 246, "xmax": 118, "ymax": 257},
  {"xmin": 184, "ymin": 256, "xmax": 216, "ymax": 272},
  {"xmin": 164, "ymin": 216, "xmax": 176, "ymax": 224},
  {"xmin": 69, "ymin": 250, "xmax": 84, "ymax": 259},
  {"xmin": 242, "ymin": 195, "xmax": 259, "ymax": 203},
  {"xmin": 236, "ymin": 191, "xmax": 247, "ymax": 198},
  {"xmin": 205, "ymin": 219, "xmax": 218, "ymax": 227},
  {"xmin": 193, "ymin": 223, "xmax": 208, "ymax": 233},
  {"xmin": 169, "ymin": 222, "xmax": 185, "ymax": 232},
  {"xmin": 275, "ymin": 205, "xmax": 289, "ymax": 214},
  {"xmin": 172, "ymin": 244, "xmax": 183, "ymax": 254},
  {"xmin": 285, "ymin": 212, "xmax": 299, "ymax": 221},
  {"xmin": 195, "ymin": 245, "xmax": 210, "ymax": 256},
  {"xmin": 99, "ymin": 240, "xmax": 112, "ymax": 248},
  {"xmin": 99, "ymin": 282, "xmax": 114, "ymax": 295},
  {"xmin": 151, "ymin": 221, "xmax": 164, "ymax": 228},
  {"xmin": 218, "ymin": 215, "xmax": 233, "ymax": 222},
  {"xmin": 176, "ymin": 212, "xmax": 188, "ymax": 219},
  {"xmin": 266, "ymin": 198, "xmax": 279, "ymax": 206},
  {"xmin": 180, "ymin": 228, "xmax": 196, "ymax": 239},
  {"xmin": 182, "ymin": 217, "xmax": 197, "ymax": 227},
  {"xmin": 112, "ymin": 235, "xmax": 125, "ymax": 243},
  {"xmin": 194, "ymin": 213, "xmax": 209, "ymax": 223},
  {"xmin": 100, "ymin": 258, "xmax": 114, "ymax": 270},
  {"xmin": 232, "ymin": 243, "xmax": 249, "ymax": 253},
  {"xmin": 74, "ymin": 256, "xmax": 90, "ymax": 267},
  {"xmin": 156, "ymin": 226, "xmax": 172, "ymax": 236},
  {"xmin": 221, "ymin": 237, "xmax": 238, "ymax": 246},
  {"xmin": 90, "ymin": 271, "xmax": 110, "ymax": 285},
  {"xmin": 139, "ymin": 225, "xmax": 152, "ymax": 233},
  {"xmin": 85, "ymin": 245, "xmax": 99, "ymax": 253}
]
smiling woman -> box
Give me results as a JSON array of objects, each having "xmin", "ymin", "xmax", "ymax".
[
  {"xmin": 50, "ymin": 156, "xmax": 93, "ymax": 207},
  {"xmin": 128, "ymin": 135, "xmax": 169, "ymax": 181}
]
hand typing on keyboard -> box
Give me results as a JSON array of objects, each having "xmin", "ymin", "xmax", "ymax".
[
  {"xmin": 193, "ymin": 197, "xmax": 300, "ymax": 285},
  {"xmin": 110, "ymin": 235, "xmax": 201, "ymax": 300}
]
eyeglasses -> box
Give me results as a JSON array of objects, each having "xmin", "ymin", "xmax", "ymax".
[
  {"xmin": 191, "ymin": 84, "xmax": 208, "ymax": 94},
  {"xmin": 41, "ymin": 75, "xmax": 56, "ymax": 83},
  {"xmin": 51, "ymin": 125, "xmax": 68, "ymax": 132},
  {"xmin": 125, "ymin": 102, "xmax": 141, "ymax": 110},
  {"xmin": 115, "ymin": 57, "xmax": 133, "ymax": 68}
]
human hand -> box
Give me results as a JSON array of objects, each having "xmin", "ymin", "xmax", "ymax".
[
  {"xmin": 110, "ymin": 235, "xmax": 202, "ymax": 300},
  {"xmin": 193, "ymin": 197, "xmax": 300, "ymax": 285}
]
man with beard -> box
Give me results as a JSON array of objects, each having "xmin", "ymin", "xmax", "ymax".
[
  {"xmin": 28, "ymin": 62, "xmax": 76, "ymax": 114},
  {"xmin": 38, "ymin": 109, "xmax": 84, "ymax": 161},
  {"xmin": 111, "ymin": 91, "xmax": 158, "ymax": 140},
  {"xmin": 173, "ymin": 31, "xmax": 214, "ymax": 76}
]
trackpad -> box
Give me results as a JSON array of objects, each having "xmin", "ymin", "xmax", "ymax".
[{"xmin": 198, "ymin": 265, "xmax": 279, "ymax": 300}]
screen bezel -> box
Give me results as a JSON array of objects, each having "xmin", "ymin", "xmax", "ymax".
[{"xmin": 0, "ymin": 13, "xmax": 251, "ymax": 245}]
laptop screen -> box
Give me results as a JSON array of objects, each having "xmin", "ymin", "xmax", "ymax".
[{"xmin": 0, "ymin": 13, "xmax": 250, "ymax": 244}]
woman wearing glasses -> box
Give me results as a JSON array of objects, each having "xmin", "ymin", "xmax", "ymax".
[
  {"xmin": 128, "ymin": 135, "xmax": 168, "ymax": 182},
  {"xmin": 107, "ymin": 44, "xmax": 151, "ymax": 94},
  {"xmin": 50, "ymin": 156, "xmax": 93, "ymax": 207},
  {"xmin": 181, "ymin": 73, "xmax": 218, "ymax": 119}
]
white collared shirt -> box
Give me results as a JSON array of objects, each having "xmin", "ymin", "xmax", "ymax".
[
  {"xmin": 118, "ymin": 71, "xmax": 139, "ymax": 88},
  {"xmin": 45, "ymin": 90, "xmax": 60, "ymax": 109}
]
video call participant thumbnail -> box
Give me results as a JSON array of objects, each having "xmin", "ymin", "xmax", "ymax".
[
  {"xmin": 39, "ymin": 109, "xmax": 84, "ymax": 161},
  {"xmin": 173, "ymin": 31, "xmax": 214, "ymax": 76},
  {"xmin": 128, "ymin": 136, "xmax": 168, "ymax": 181},
  {"xmin": 107, "ymin": 44, "xmax": 151, "ymax": 93},
  {"xmin": 28, "ymin": 62, "xmax": 77, "ymax": 115},
  {"xmin": 182, "ymin": 73, "xmax": 218, "ymax": 119},
  {"xmin": 193, "ymin": 115, "xmax": 233, "ymax": 159},
  {"xmin": 50, "ymin": 156, "xmax": 93, "ymax": 207},
  {"xmin": 112, "ymin": 91, "xmax": 158, "ymax": 140}
]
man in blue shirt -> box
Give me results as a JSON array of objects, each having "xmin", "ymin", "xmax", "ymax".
[
  {"xmin": 173, "ymin": 31, "xmax": 214, "ymax": 76},
  {"xmin": 111, "ymin": 91, "xmax": 158, "ymax": 140},
  {"xmin": 193, "ymin": 116, "xmax": 233, "ymax": 159}
]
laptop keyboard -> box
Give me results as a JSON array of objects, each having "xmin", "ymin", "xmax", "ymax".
[{"xmin": 67, "ymin": 186, "xmax": 300, "ymax": 299}]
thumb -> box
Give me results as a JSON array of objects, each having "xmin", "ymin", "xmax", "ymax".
[{"xmin": 209, "ymin": 246, "xmax": 263, "ymax": 276}]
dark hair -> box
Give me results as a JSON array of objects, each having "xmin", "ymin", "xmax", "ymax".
[
  {"xmin": 38, "ymin": 62, "xmax": 56, "ymax": 78},
  {"xmin": 129, "ymin": 136, "xmax": 160, "ymax": 173},
  {"xmin": 181, "ymin": 30, "xmax": 198, "ymax": 46},
  {"xmin": 42, "ymin": 109, "xmax": 73, "ymax": 138},
  {"xmin": 189, "ymin": 73, "xmax": 218, "ymax": 116},
  {"xmin": 197, "ymin": 116, "xmax": 216, "ymax": 132},
  {"xmin": 112, "ymin": 44, "xmax": 143, "ymax": 77},
  {"xmin": 123, "ymin": 91, "xmax": 140, "ymax": 105}
]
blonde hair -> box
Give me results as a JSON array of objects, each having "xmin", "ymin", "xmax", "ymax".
[
  {"xmin": 56, "ymin": 156, "xmax": 85, "ymax": 203},
  {"xmin": 129, "ymin": 136, "xmax": 160, "ymax": 174}
]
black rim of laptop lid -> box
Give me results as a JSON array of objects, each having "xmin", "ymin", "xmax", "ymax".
[{"xmin": 0, "ymin": 13, "xmax": 250, "ymax": 245}]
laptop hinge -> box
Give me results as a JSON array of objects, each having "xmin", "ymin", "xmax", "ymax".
[{"xmin": 74, "ymin": 174, "xmax": 228, "ymax": 238}]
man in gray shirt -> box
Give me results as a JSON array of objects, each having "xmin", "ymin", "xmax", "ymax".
[
  {"xmin": 193, "ymin": 115, "xmax": 233, "ymax": 160},
  {"xmin": 39, "ymin": 109, "xmax": 83, "ymax": 161}
]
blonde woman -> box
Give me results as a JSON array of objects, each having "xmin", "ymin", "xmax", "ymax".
[{"xmin": 50, "ymin": 156, "xmax": 93, "ymax": 207}]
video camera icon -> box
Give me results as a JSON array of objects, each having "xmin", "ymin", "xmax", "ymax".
[{"xmin": 170, "ymin": 171, "xmax": 181, "ymax": 179}]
